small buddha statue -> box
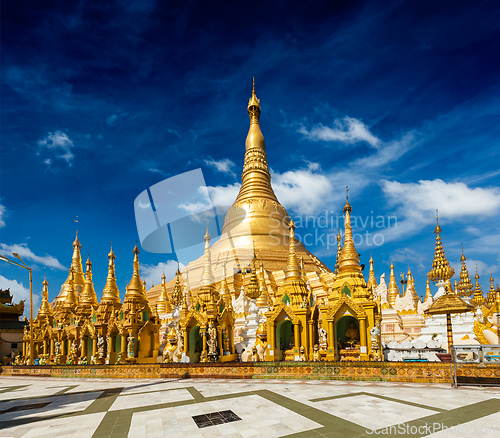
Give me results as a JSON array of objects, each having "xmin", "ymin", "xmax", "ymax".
[{"xmin": 345, "ymin": 322, "xmax": 359, "ymax": 347}]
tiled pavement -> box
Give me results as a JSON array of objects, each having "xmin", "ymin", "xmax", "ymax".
[{"xmin": 0, "ymin": 376, "xmax": 499, "ymax": 437}]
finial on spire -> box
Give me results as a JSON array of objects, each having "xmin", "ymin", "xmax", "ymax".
[
  {"xmin": 343, "ymin": 186, "xmax": 352, "ymax": 213},
  {"xmin": 247, "ymin": 77, "xmax": 261, "ymax": 121}
]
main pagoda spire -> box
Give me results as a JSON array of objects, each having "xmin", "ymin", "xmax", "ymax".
[{"xmin": 232, "ymin": 78, "xmax": 279, "ymax": 206}]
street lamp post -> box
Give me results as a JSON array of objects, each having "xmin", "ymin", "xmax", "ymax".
[{"xmin": 0, "ymin": 253, "xmax": 34, "ymax": 365}]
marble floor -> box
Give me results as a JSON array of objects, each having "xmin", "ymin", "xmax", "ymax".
[{"xmin": 0, "ymin": 376, "xmax": 499, "ymax": 437}]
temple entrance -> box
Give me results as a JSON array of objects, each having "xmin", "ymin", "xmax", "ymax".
[
  {"xmin": 335, "ymin": 315, "xmax": 359, "ymax": 350},
  {"xmin": 188, "ymin": 326, "xmax": 202, "ymax": 363},
  {"xmin": 276, "ymin": 319, "xmax": 293, "ymax": 361}
]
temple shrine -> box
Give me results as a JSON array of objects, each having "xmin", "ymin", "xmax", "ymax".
[{"xmin": 17, "ymin": 81, "xmax": 500, "ymax": 366}]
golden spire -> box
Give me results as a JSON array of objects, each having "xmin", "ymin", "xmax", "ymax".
[
  {"xmin": 424, "ymin": 278, "xmax": 432, "ymax": 302},
  {"xmin": 284, "ymin": 213, "xmax": 301, "ymax": 280},
  {"xmin": 335, "ymin": 230, "xmax": 342, "ymax": 274},
  {"xmin": 247, "ymin": 262, "xmax": 260, "ymax": 299},
  {"xmin": 457, "ymin": 245, "xmax": 473, "ymax": 298},
  {"xmin": 406, "ymin": 268, "xmax": 419, "ymax": 308},
  {"xmin": 367, "ymin": 254, "xmax": 378, "ymax": 290},
  {"xmin": 37, "ymin": 276, "xmax": 53, "ymax": 318},
  {"xmin": 232, "ymin": 78, "xmax": 280, "ymax": 206},
  {"xmin": 80, "ymin": 255, "xmax": 98, "ymax": 307},
  {"xmin": 427, "ymin": 213, "xmax": 455, "ymax": 283},
  {"xmin": 337, "ymin": 188, "xmax": 361, "ymax": 274},
  {"xmin": 219, "ymin": 256, "xmax": 232, "ymax": 308},
  {"xmin": 486, "ymin": 273, "xmax": 496, "ymax": 309},
  {"xmin": 256, "ymin": 262, "xmax": 270, "ymax": 308},
  {"xmin": 453, "ymin": 278, "xmax": 459, "ymax": 295},
  {"xmin": 64, "ymin": 270, "xmax": 78, "ymax": 308},
  {"xmin": 156, "ymin": 271, "xmax": 172, "ymax": 313},
  {"xmin": 471, "ymin": 267, "xmax": 485, "ymax": 308},
  {"xmin": 67, "ymin": 233, "xmax": 85, "ymax": 285},
  {"xmin": 124, "ymin": 244, "xmax": 147, "ymax": 300},
  {"xmin": 171, "ymin": 265, "xmax": 183, "ymax": 307},
  {"xmin": 102, "ymin": 244, "xmax": 120, "ymax": 303},
  {"xmin": 388, "ymin": 261, "xmax": 400, "ymax": 307}
]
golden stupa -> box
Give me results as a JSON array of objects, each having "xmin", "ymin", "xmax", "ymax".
[{"xmin": 148, "ymin": 80, "xmax": 332, "ymax": 302}]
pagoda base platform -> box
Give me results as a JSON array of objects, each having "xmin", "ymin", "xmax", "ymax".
[{"xmin": 2, "ymin": 361, "xmax": 500, "ymax": 384}]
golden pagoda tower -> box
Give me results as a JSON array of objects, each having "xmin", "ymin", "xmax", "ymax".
[
  {"xmin": 319, "ymin": 194, "xmax": 377, "ymax": 361},
  {"xmin": 256, "ymin": 262, "xmax": 270, "ymax": 308},
  {"xmin": 424, "ymin": 278, "xmax": 432, "ymax": 302},
  {"xmin": 427, "ymin": 215, "xmax": 455, "ymax": 284},
  {"xmin": 171, "ymin": 266, "xmax": 183, "ymax": 308},
  {"xmin": 486, "ymin": 273, "xmax": 496, "ymax": 309},
  {"xmin": 387, "ymin": 262, "xmax": 400, "ymax": 308},
  {"xmin": 334, "ymin": 230, "xmax": 342, "ymax": 274},
  {"xmin": 457, "ymin": 247, "xmax": 474, "ymax": 298},
  {"xmin": 148, "ymin": 80, "xmax": 331, "ymax": 303},
  {"xmin": 470, "ymin": 267, "xmax": 485, "ymax": 309},
  {"xmin": 246, "ymin": 263, "xmax": 260, "ymax": 300},
  {"xmin": 118, "ymin": 244, "xmax": 158, "ymax": 362},
  {"xmin": 329, "ymin": 192, "xmax": 369, "ymax": 301},
  {"xmin": 77, "ymin": 256, "xmax": 98, "ymax": 319},
  {"xmin": 54, "ymin": 233, "xmax": 86, "ymax": 303},
  {"xmin": 36, "ymin": 276, "xmax": 54, "ymax": 326},
  {"xmin": 156, "ymin": 272, "xmax": 172, "ymax": 314},
  {"xmin": 101, "ymin": 245, "xmax": 121, "ymax": 304},
  {"xmin": 366, "ymin": 254, "xmax": 378, "ymax": 292},
  {"xmin": 264, "ymin": 218, "xmax": 314, "ymax": 360}
]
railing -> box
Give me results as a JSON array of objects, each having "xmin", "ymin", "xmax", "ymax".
[{"xmin": 450, "ymin": 344, "xmax": 500, "ymax": 388}]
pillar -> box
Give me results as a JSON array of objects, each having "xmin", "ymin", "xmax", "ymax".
[
  {"xmin": 359, "ymin": 318, "xmax": 367, "ymax": 359},
  {"xmin": 294, "ymin": 323, "xmax": 300, "ymax": 350},
  {"xmin": 92, "ymin": 337, "xmax": 97, "ymax": 357},
  {"xmin": 121, "ymin": 333, "xmax": 126, "ymax": 355},
  {"xmin": 446, "ymin": 314, "xmax": 453, "ymax": 352},
  {"xmin": 218, "ymin": 328, "xmax": 223, "ymax": 356},
  {"xmin": 43, "ymin": 340, "xmax": 47, "ymax": 355},
  {"xmin": 202, "ymin": 326, "xmax": 207, "ymax": 354},
  {"xmin": 327, "ymin": 320, "xmax": 334, "ymax": 351},
  {"xmin": 23, "ymin": 341, "xmax": 26, "ymax": 357},
  {"xmin": 183, "ymin": 330, "xmax": 188, "ymax": 354},
  {"xmin": 50, "ymin": 339, "xmax": 55, "ymax": 356},
  {"xmin": 308, "ymin": 321, "xmax": 314, "ymax": 358},
  {"xmin": 61, "ymin": 338, "xmax": 66, "ymax": 356},
  {"xmin": 81, "ymin": 337, "xmax": 87, "ymax": 358}
]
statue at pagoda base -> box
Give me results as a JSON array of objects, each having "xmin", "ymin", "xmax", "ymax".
[{"xmin": 163, "ymin": 327, "xmax": 183, "ymax": 363}]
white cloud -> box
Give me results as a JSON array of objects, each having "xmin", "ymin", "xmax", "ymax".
[
  {"xmin": 390, "ymin": 248, "xmax": 426, "ymax": 271},
  {"xmin": 299, "ymin": 116, "xmax": 380, "ymax": 148},
  {"xmin": 271, "ymin": 163, "xmax": 333, "ymax": 215},
  {"xmin": 140, "ymin": 261, "xmax": 185, "ymax": 288},
  {"xmin": 207, "ymin": 183, "xmax": 241, "ymax": 207},
  {"xmin": 37, "ymin": 131, "xmax": 75, "ymax": 164},
  {"xmin": 0, "ymin": 243, "xmax": 67, "ymax": 270},
  {"xmin": 0, "ymin": 204, "xmax": 6, "ymax": 228},
  {"xmin": 382, "ymin": 179, "xmax": 500, "ymax": 220},
  {"xmin": 205, "ymin": 158, "xmax": 236, "ymax": 177},
  {"xmin": 378, "ymin": 180, "xmax": 500, "ymax": 244},
  {"xmin": 0, "ymin": 275, "xmax": 40, "ymax": 318}
]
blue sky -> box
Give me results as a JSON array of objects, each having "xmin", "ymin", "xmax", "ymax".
[{"xmin": 2, "ymin": 0, "xmax": 500, "ymax": 315}]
